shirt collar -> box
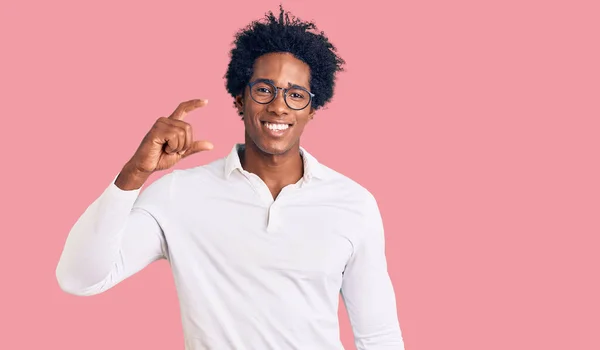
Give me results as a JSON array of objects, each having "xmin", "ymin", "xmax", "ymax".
[{"xmin": 224, "ymin": 143, "xmax": 326, "ymax": 182}]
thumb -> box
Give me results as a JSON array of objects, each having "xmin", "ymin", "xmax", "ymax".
[{"xmin": 182, "ymin": 140, "xmax": 214, "ymax": 157}]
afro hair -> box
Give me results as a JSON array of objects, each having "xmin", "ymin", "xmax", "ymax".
[{"xmin": 224, "ymin": 5, "xmax": 345, "ymax": 112}]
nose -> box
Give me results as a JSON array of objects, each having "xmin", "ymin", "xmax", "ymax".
[{"xmin": 266, "ymin": 88, "xmax": 289, "ymax": 116}]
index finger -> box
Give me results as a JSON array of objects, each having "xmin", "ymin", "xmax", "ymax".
[{"xmin": 169, "ymin": 99, "xmax": 208, "ymax": 120}]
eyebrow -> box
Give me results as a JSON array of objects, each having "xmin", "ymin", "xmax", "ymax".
[{"xmin": 254, "ymin": 78, "xmax": 309, "ymax": 91}]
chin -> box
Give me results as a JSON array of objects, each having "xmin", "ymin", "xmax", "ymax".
[
  {"xmin": 257, "ymin": 142, "xmax": 292, "ymax": 156},
  {"xmin": 252, "ymin": 137, "xmax": 297, "ymax": 156}
]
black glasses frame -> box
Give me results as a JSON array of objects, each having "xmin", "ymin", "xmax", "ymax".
[{"xmin": 247, "ymin": 79, "xmax": 315, "ymax": 111}]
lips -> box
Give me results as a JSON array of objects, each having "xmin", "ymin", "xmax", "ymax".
[
  {"xmin": 260, "ymin": 120, "xmax": 294, "ymax": 126},
  {"xmin": 260, "ymin": 121, "xmax": 293, "ymax": 137}
]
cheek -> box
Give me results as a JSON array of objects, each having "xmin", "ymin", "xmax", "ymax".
[
  {"xmin": 246, "ymin": 101, "xmax": 265, "ymax": 118},
  {"xmin": 244, "ymin": 108, "xmax": 264, "ymax": 131},
  {"xmin": 293, "ymin": 118, "xmax": 311, "ymax": 133}
]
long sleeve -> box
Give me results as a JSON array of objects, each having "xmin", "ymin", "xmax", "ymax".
[
  {"xmin": 341, "ymin": 194, "xmax": 405, "ymax": 350},
  {"xmin": 56, "ymin": 172, "xmax": 173, "ymax": 296}
]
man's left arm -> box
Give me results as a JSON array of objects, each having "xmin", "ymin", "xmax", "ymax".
[{"xmin": 341, "ymin": 194, "xmax": 405, "ymax": 350}]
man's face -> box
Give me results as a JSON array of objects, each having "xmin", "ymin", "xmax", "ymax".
[{"xmin": 236, "ymin": 52, "xmax": 315, "ymax": 156}]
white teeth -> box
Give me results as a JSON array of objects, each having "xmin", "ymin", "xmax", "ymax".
[{"xmin": 265, "ymin": 122, "xmax": 289, "ymax": 131}]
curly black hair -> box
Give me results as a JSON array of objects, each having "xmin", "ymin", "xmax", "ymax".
[{"xmin": 224, "ymin": 5, "xmax": 345, "ymax": 112}]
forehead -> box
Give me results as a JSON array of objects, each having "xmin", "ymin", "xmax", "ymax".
[{"xmin": 251, "ymin": 52, "xmax": 311, "ymax": 88}]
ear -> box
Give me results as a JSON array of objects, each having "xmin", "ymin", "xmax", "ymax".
[
  {"xmin": 308, "ymin": 107, "xmax": 316, "ymax": 120},
  {"xmin": 235, "ymin": 95, "xmax": 244, "ymax": 117}
]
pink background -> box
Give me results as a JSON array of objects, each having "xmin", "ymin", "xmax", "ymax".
[{"xmin": 1, "ymin": 0, "xmax": 598, "ymax": 349}]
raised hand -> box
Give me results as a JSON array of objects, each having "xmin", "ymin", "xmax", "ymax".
[{"xmin": 115, "ymin": 99, "xmax": 214, "ymax": 190}]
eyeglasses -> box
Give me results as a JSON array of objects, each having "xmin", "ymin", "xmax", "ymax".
[{"xmin": 247, "ymin": 79, "xmax": 315, "ymax": 111}]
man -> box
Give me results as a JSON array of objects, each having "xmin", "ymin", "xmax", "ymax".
[{"xmin": 56, "ymin": 6, "xmax": 404, "ymax": 350}]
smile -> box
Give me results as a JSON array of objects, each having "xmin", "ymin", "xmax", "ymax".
[
  {"xmin": 264, "ymin": 122, "xmax": 289, "ymax": 131},
  {"xmin": 260, "ymin": 121, "xmax": 293, "ymax": 137},
  {"xmin": 261, "ymin": 121, "xmax": 293, "ymax": 129}
]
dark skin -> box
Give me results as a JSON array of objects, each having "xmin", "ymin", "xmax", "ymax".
[
  {"xmin": 115, "ymin": 52, "xmax": 314, "ymax": 199},
  {"xmin": 235, "ymin": 52, "xmax": 315, "ymax": 199}
]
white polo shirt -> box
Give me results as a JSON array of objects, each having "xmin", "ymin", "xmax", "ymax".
[{"xmin": 56, "ymin": 143, "xmax": 404, "ymax": 350}]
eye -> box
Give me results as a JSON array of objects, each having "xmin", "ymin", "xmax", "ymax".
[
  {"xmin": 252, "ymin": 84, "xmax": 274, "ymax": 97},
  {"xmin": 288, "ymin": 88, "xmax": 306, "ymax": 100}
]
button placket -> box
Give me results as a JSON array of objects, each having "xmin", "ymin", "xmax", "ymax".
[
  {"xmin": 266, "ymin": 204, "xmax": 279, "ymax": 233},
  {"xmin": 239, "ymin": 171, "xmax": 304, "ymax": 233},
  {"xmin": 266, "ymin": 183, "xmax": 302, "ymax": 233}
]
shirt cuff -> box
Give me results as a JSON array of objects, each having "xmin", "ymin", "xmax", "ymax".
[{"xmin": 102, "ymin": 174, "xmax": 144, "ymax": 205}]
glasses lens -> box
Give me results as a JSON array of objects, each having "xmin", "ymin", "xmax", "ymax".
[
  {"xmin": 250, "ymin": 82, "xmax": 275, "ymax": 103},
  {"xmin": 286, "ymin": 87, "xmax": 311, "ymax": 110}
]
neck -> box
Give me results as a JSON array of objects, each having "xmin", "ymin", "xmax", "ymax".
[{"xmin": 241, "ymin": 139, "xmax": 304, "ymax": 194}]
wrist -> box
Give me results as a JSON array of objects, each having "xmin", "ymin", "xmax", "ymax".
[{"xmin": 115, "ymin": 162, "xmax": 151, "ymax": 191}]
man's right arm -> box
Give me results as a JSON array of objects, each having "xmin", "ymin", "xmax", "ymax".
[
  {"xmin": 55, "ymin": 167, "xmax": 172, "ymax": 296},
  {"xmin": 55, "ymin": 99, "xmax": 213, "ymax": 296}
]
